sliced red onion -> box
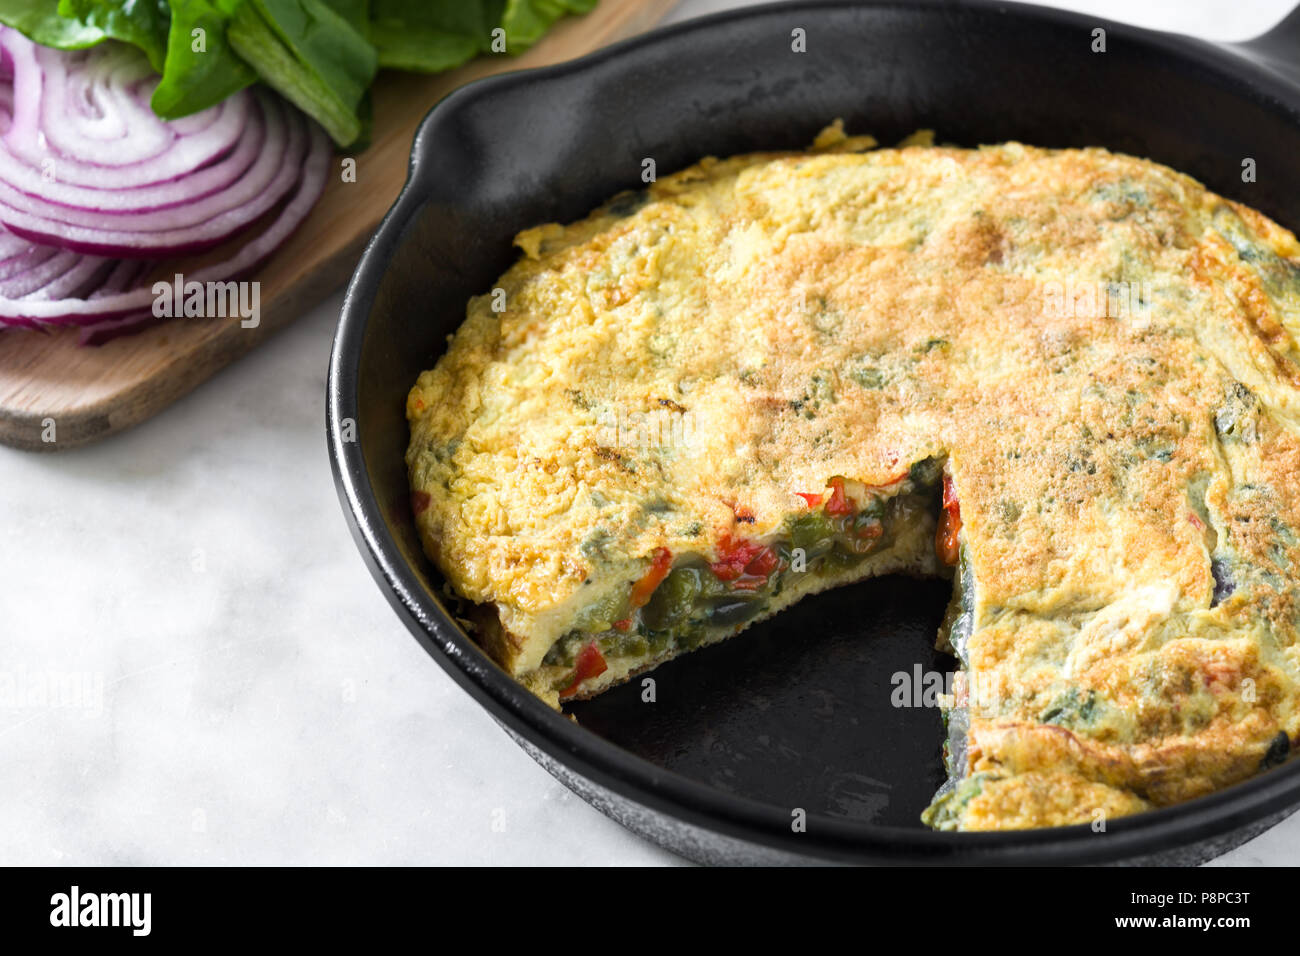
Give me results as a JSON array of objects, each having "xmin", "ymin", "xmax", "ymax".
[
  {"xmin": 0, "ymin": 93, "xmax": 302, "ymax": 255},
  {"xmin": 0, "ymin": 30, "xmax": 245, "ymax": 188},
  {"xmin": 27, "ymin": 256, "xmax": 115, "ymax": 301},
  {"xmin": 0, "ymin": 97, "xmax": 264, "ymax": 214},
  {"xmin": 1, "ymin": 251, "xmax": 63, "ymax": 296},
  {"xmin": 1, "ymin": 95, "xmax": 299, "ymax": 257},
  {"xmin": 0, "ymin": 26, "xmax": 291, "ymax": 257},
  {"xmin": 0, "ymin": 24, "xmax": 332, "ymax": 338},
  {"xmin": 91, "ymin": 259, "xmax": 154, "ymax": 298},
  {"xmin": 0, "ymin": 242, "xmax": 57, "ymax": 280},
  {"xmin": 0, "ymin": 248, "xmax": 97, "ymax": 298},
  {"xmin": 0, "ymin": 117, "xmax": 330, "ymax": 332}
]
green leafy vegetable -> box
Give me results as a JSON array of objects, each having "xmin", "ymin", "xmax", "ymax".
[
  {"xmin": 151, "ymin": 0, "xmax": 256, "ymax": 118},
  {"xmin": 321, "ymin": 0, "xmax": 367, "ymax": 28},
  {"xmin": 0, "ymin": 0, "xmax": 114, "ymax": 50},
  {"xmin": 248, "ymin": 0, "xmax": 375, "ymax": 110},
  {"xmin": 0, "ymin": 0, "xmax": 599, "ymax": 147},
  {"xmin": 368, "ymin": 25, "xmax": 477, "ymax": 73},
  {"xmin": 368, "ymin": 1, "xmax": 492, "ymax": 72},
  {"xmin": 500, "ymin": 0, "xmax": 596, "ymax": 53},
  {"xmin": 57, "ymin": 0, "xmax": 170, "ymax": 71},
  {"xmin": 227, "ymin": 0, "xmax": 376, "ymax": 148}
]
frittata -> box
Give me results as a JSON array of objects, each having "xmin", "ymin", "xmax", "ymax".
[{"xmin": 406, "ymin": 124, "xmax": 1300, "ymax": 831}]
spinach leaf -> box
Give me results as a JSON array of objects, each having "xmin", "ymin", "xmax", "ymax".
[
  {"xmin": 368, "ymin": 25, "xmax": 477, "ymax": 73},
  {"xmin": 0, "ymin": 0, "xmax": 106, "ymax": 48},
  {"xmin": 371, "ymin": 1, "xmax": 493, "ymax": 42},
  {"xmin": 57, "ymin": 0, "xmax": 171, "ymax": 71},
  {"xmin": 227, "ymin": 0, "xmax": 376, "ymax": 146},
  {"xmin": 500, "ymin": 0, "xmax": 596, "ymax": 52},
  {"xmin": 366, "ymin": 0, "xmax": 592, "ymax": 71},
  {"xmin": 250, "ymin": 0, "xmax": 375, "ymax": 110},
  {"xmin": 368, "ymin": 1, "xmax": 484, "ymax": 72},
  {"xmin": 151, "ymin": 0, "xmax": 256, "ymax": 118},
  {"xmin": 321, "ymin": 0, "xmax": 367, "ymax": 30}
]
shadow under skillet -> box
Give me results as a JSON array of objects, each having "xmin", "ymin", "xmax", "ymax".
[{"xmin": 568, "ymin": 575, "xmax": 957, "ymax": 828}]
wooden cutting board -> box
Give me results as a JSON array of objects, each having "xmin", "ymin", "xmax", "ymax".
[{"xmin": 0, "ymin": 0, "xmax": 678, "ymax": 452}]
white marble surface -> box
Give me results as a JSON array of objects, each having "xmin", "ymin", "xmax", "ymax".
[{"xmin": 1, "ymin": 0, "xmax": 1297, "ymax": 866}]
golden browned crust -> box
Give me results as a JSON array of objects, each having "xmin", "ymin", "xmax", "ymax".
[{"xmin": 408, "ymin": 126, "xmax": 1300, "ymax": 829}]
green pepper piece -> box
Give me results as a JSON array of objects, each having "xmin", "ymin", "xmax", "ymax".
[{"xmin": 642, "ymin": 566, "xmax": 702, "ymax": 630}]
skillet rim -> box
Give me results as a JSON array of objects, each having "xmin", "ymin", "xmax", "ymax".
[{"xmin": 328, "ymin": 0, "xmax": 1300, "ymax": 864}]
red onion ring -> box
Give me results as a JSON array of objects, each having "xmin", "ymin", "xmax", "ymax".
[
  {"xmin": 0, "ymin": 27, "xmax": 299, "ymax": 258},
  {"xmin": 0, "ymin": 242, "xmax": 57, "ymax": 281},
  {"xmin": 0, "ymin": 92, "xmax": 264, "ymax": 214},
  {"xmin": 0, "ymin": 24, "xmax": 332, "ymax": 338},
  {"xmin": 0, "ymin": 117, "xmax": 329, "ymax": 331},
  {"xmin": 0, "ymin": 248, "xmax": 79, "ymax": 297},
  {"xmin": 91, "ymin": 259, "xmax": 154, "ymax": 297},
  {"xmin": 0, "ymin": 92, "xmax": 301, "ymax": 255},
  {"xmin": 26, "ymin": 256, "xmax": 115, "ymax": 301},
  {"xmin": 0, "ymin": 31, "xmax": 246, "ymax": 189}
]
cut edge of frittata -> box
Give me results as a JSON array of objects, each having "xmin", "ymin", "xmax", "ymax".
[{"xmin": 448, "ymin": 460, "xmax": 952, "ymax": 708}]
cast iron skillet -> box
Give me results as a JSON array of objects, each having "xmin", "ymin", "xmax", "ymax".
[{"xmin": 328, "ymin": 0, "xmax": 1300, "ymax": 864}]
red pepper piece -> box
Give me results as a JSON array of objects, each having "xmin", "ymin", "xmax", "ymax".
[
  {"xmin": 712, "ymin": 539, "xmax": 781, "ymax": 589},
  {"xmin": 709, "ymin": 535, "xmax": 766, "ymax": 581},
  {"xmin": 825, "ymin": 477, "xmax": 853, "ymax": 516},
  {"xmin": 942, "ymin": 473, "xmax": 959, "ymax": 511},
  {"xmin": 795, "ymin": 492, "xmax": 823, "ymax": 508},
  {"xmin": 936, "ymin": 474, "xmax": 962, "ymax": 566},
  {"xmin": 560, "ymin": 643, "xmax": 608, "ymax": 699},
  {"xmin": 744, "ymin": 546, "xmax": 780, "ymax": 577},
  {"xmin": 629, "ymin": 547, "xmax": 672, "ymax": 608}
]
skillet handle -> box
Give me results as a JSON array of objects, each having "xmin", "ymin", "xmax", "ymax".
[{"xmin": 1233, "ymin": 5, "xmax": 1300, "ymax": 85}]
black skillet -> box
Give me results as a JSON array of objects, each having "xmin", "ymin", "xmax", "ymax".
[{"xmin": 327, "ymin": 0, "xmax": 1300, "ymax": 864}]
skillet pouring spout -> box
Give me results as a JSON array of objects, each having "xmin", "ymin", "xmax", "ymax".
[{"xmin": 1234, "ymin": 5, "xmax": 1300, "ymax": 86}]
